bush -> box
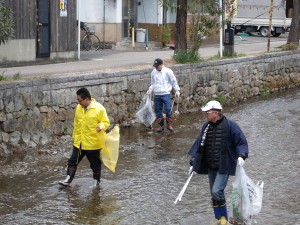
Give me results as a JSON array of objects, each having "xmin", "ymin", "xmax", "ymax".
[
  {"xmin": 0, "ymin": 0, "xmax": 14, "ymax": 45},
  {"xmin": 173, "ymin": 49, "xmax": 202, "ymax": 64},
  {"xmin": 162, "ymin": 25, "xmax": 171, "ymax": 47},
  {"xmin": 281, "ymin": 43, "xmax": 299, "ymax": 51}
]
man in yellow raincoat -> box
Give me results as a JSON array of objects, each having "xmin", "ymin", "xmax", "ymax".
[{"xmin": 59, "ymin": 87, "xmax": 110, "ymax": 187}]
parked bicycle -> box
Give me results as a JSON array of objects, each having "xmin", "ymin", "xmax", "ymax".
[{"xmin": 79, "ymin": 22, "xmax": 101, "ymax": 51}]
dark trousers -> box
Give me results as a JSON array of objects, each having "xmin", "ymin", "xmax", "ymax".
[{"xmin": 67, "ymin": 146, "xmax": 102, "ymax": 181}]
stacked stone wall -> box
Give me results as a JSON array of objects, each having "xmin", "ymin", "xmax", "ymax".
[{"xmin": 0, "ymin": 50, "xmax": 300, "ymax": 156}]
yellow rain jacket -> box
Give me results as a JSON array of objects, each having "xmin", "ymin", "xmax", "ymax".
[{"xmin": 72, "ymin": 98, "xmax": 110, "ymax": 150}]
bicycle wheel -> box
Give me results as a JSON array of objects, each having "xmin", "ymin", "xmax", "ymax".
[{"xmin": 83, "ymin": 34, "xmax": 100, "ymax": 51}]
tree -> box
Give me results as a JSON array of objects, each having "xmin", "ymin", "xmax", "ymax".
[
  {"xmin": 188, "ymin": 0, "xmax": 221, "ymax": 53},
  {"xmin": 0, "ymin": 0, "xmax": 14, "ymax": 45},
  {"xmin": 174, "ymin": 0, "xmax": 188, "ymax": 51},
  {"xmin": 287, "ymin": 0, "xmax": 300, "ymax": 44},
  {"xmin": 160, "ymin": 0, "xmax": 221, "ymax": 60},
  {"xmin": 164, "ymin": 0, "xmax": 221, "ymax": 53}
]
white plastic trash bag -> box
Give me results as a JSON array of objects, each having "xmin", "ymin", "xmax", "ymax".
[
  {"xmin": 229, "ymin": 166, "xmax": 264, "ymax": 225},
  {"xmin": 135, "ymin": 94, "xmax": 156, "ymax": 127},
  {"xmin": 252, "ymin": 180, "xmax": 264, "ymax": 215}
]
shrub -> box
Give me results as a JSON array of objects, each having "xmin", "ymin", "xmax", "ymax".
[{"xmin": 173, "ymin": 49, "xmax": 202, "ymax": 64}]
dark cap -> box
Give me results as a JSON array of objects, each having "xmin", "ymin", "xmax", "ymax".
[{"xmin": 153, "ymin": 58, "xmax": 163, "ymax": 67}]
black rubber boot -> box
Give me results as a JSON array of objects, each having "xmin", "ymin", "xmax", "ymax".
[{"xmin": 59, "ymin": 167, "xmax": 76, "ymax": 186}]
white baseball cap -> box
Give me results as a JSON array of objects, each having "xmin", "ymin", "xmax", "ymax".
[{"xmin": 201, "ymin": 100, "xmax": 223, "ymax": 111}]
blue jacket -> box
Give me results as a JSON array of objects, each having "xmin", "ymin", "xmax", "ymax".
[{"xmin": 188, "ymin": 116, "xmax": 248, "ymax": 176}]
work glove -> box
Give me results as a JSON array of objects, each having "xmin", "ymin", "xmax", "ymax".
[
  {"xmin": 189, "ymin": 158, "xmax": 194, "ymax": 166},
  {"xmin": 175, "ymin": 91, "xmax": 180, "ymax": 98},
  {"xmin": 146, "ymin": 88, "xmax": 152, "ymax": 95},
  {"xmin": 237, "ymin": 157, "xmax": 244, "ymax": 166}
]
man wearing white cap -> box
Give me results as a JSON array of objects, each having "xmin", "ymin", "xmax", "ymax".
[
  {"xmin": 146, "ymin": 58, "xmax": 180, "ymax": 132},
  {"xmin": 188, "ymin": 100, "xmax": 249, "ymax": 225}
]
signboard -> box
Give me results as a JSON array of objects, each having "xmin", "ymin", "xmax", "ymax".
[
  {"xmin": 60, "ymin": 0, "xmax": 67, "ymax": 17},
  {"xmin": 226, "ymin": 0, "xmax": 237, "ymax": 19}
]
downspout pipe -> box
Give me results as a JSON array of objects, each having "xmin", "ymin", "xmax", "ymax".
[{"xmin": 142, "ymin": 0, "xmax": 148, "ymax": 50}]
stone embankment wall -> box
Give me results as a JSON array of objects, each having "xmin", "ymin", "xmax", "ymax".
[{"xmin": 0, "ymin": 50, "xmax": 300, "ymax": 156}]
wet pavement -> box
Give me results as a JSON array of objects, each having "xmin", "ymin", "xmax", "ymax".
[{"xmin": 0, "ymin": 88, "xmax": 300, "ymax": 225}]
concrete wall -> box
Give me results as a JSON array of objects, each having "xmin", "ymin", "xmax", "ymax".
[
  {"xmin": 0, "ymin": 50, "xmax": 299, "ymax": 156},
  {"xmin": 90, "ymin": 23, "xmax": 122, "ymax": 43},
  {"xmin": 79, "ymin": 0, "xmax": 122, "ymax": 23},
  {"xmin": 0, "ymin": 39, "xmax": 36, "ymax": 62}
]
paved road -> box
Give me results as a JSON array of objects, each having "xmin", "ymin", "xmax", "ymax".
[{"xmin": 0, "ymin": 33, "xmax": 289, "ymax": 80}]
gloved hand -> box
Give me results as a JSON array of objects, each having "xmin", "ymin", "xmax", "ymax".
[
  {"xmin": 189, "ymin": 158, "xmax": 194, "ymax": 166},
  {"xmin": 146, "ymin": 88, "xmax": 152, "ymax": 95},
  {"xmin": 175, "ymin": 91, "xmax": 180, "ymax": 98},
  {"xmin": 237, "ymin": 157, "xmax": 244, "ymax": 166}
]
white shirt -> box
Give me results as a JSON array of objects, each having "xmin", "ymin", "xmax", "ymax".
[{"xmin": 149, "ymin": 66, "xmax": 180, "ymax": 95}]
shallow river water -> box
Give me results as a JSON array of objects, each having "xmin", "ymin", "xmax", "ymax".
[{"xmin": 0, "ymin": 89, "xmax": 300, "ymax": 225}]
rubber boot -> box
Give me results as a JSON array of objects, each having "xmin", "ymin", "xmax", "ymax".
[
  {"xmin": 166, "ymin": 117, "xmax": 174, "ymax": 132},
  {"xmin": 219, "ymin": 204, "xmax": 228, "ymax": 225},
  {"xmin": 154, "ymin": 118, "xmax": 164, "ymax": 133},
  {"xmin": 59, "ymin": 166, "xmax": 76, "ymax": 186},
  {"xmin": 92, "ymin": 169, "xmax": 101, "ymax": 187},
  {"xmin": 212, "ymin": 200, "xmax": 221, "ymax": 224}
]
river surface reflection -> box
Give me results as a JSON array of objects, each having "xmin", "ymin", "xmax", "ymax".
[{"xmin": 0, "ymin": 89, "xmax": 299, "ymax": 225}]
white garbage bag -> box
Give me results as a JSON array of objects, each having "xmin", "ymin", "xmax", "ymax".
[
  {"xmin": 135, "ymin": 94, "xmax": 156, "ymax": 127},
  {"xmin": 229, "ymin": 166, "xmax": 264, "ymax": 225}
]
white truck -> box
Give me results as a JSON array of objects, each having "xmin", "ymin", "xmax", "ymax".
[{"xmin": 231, "ymin": 0, "xmax": 292, "ymax": 37}]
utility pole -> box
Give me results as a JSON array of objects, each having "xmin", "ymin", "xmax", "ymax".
[
  {"xmin": 77, "ymin": 0, "xmax": 81, "ymax": 60},
  {"xmin": 219, "ymin": 0, "xmax": 223, "ymax": 58},
  {"xmin": 103, "ymin": 0, "xmax": 106, "ymax": 50},
  {"xmin": 267, "ymin": 0, "xmax": 273, "ymax": 52}
]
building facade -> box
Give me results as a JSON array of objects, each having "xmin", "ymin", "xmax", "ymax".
[{"xmin": 0, "ymin": 0, "xmax": 77, "ymax": 63}]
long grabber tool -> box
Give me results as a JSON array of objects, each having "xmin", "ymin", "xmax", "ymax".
[{"xmin": 174, "ymin": 166, "xmax": 194, "ymax": 204}]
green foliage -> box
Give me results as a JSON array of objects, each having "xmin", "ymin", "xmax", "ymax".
[
  {"xmin": 63, "ymin": 127, "xmax": 68, "ymax": 135},
  {"xmin": 199, "ymin": 93, "xmax": 233, "ymax": 108},
  {"xmin": 222, "ymin": 48, "xmax": 237, "ymax": 57},
  {"xmin": 0, "ymin": 70, "xmax": 6, "ymax": 81},
  {"xmin": 13, "ymin": 73, "xmax": 21, "ymax": 80},
  {"xmin": 162, "ymin": 25, "xmax": 171, "ymax": 46},
  {"xmin": 173, "ymin": 49, "xmax": 203, "ymax": 63},
  {"xmin": 260, "ymin": 88, "xmax": 270, "ymax": 97},
  {"xmin": 0, "ymin": 75, "xmax": 6, "ymax": 81},
  {"xmin": 158, "ymin": 0, "xmax": 178, "ymax": 13},
  {"xmin": 207, "ymin": 51, "xmax": 246, "ymax": 61},
  {"xmin": 0, "ymin": 0, "xmax": 14, "ymax": 45},
  {"xmin": 281, "ymin": 43, "xmax": 299, "ymax": 51},
  {"xmin": 214, "ymin": 94, "xmax": 227, "ymax": 105},
  {"xmin": 224, "ymin": 0, "xmax": 237, "ymax": 25},
  {"xmin": 188, "ymin": 0, "xmax": 221, "ymax": 52}
]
